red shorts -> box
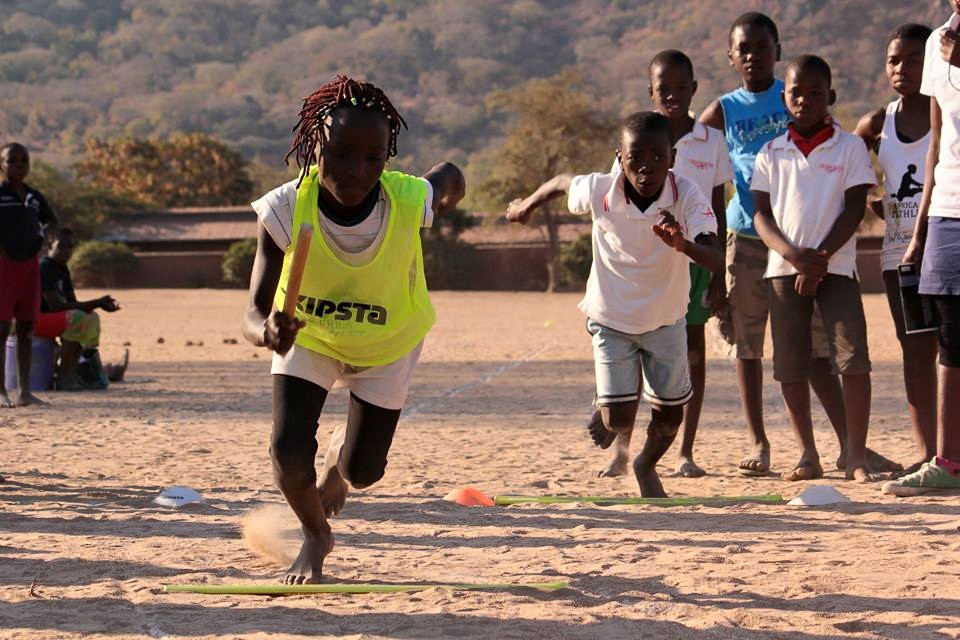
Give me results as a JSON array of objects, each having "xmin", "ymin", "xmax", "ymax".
[
  {"xmin": 0, "ymin": 254, "xmax": 40, "ymax": 323},
  {"xmin": 34, "ymin": 310, "xmax": 68, "ymax": 338}
]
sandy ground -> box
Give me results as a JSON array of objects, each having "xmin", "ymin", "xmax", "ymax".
[{"xmin": 1, "ymin": 289, "xmax": 958, "ymax": 640}]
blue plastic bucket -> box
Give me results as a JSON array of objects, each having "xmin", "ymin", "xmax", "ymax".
[{"xmin": 4, "ymin": 336, "xmax": 56, "ymax": 392}]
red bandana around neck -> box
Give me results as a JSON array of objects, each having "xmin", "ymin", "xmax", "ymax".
[{"xmin": 787, "ymin": 116, "xmax": 834, "ymax": 157}]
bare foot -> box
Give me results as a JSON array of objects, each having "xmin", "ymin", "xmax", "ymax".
[
  {"xmin": 836, "ymin": 448, "xmax": 903, "ymax": 473},
  {"xmin": 845, "ymin": 457, "xmax": 884, "ymax": 483},
  {"xmin": 282, "ymin": 529, "xmax": 335, "ymax": 585},
  {"xmin": 15, "ymin": 391, "xmax": 45, "ymax": 406},
  {"xmin": 0, "ymin": 392, "xmax": 13, "ymax": 408},
  {"xmin": 594, "ymin": 454, "xmax": 629, "ymax": 478},
  {"xmin": 318, "ymin": 468, "xmax": 349, "ymax": 518},
  {"xmin": 738, "ymin": 443, "xmax": 770, "ymax": 477},
  {"xmin": 676, "ymin": 456, "xmax": 706, "ymax": 478},
  {"xmin": 633, "ymin": 455, "xmax": 667, "ymax": 498},
  {"xmin": 586, "ymin": 409, "xmax": 616, "ymax": 449},
  {"xmin": 782, "ymin": 454, "xmax": 824, "ymax": 482}
]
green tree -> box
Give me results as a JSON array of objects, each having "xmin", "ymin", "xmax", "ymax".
[
  {"xmin": 479, "ymin": 71, "xmax": 615, "ymax": 291},
  {"xmin": 221, "ymin": 237, "xmax": 258, "ymax": 287},
  {"xmin": 74, "ymin": 133, "xmax": 254, "ymax": 207},
  {"xmin": 69, "ymin": 241, "xmax": 139, "ymax": 288}
]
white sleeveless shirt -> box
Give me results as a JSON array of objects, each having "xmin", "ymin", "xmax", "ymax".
[{"xmin": 877, "ymin": 99, "xmax": 930, "ymax": 272}]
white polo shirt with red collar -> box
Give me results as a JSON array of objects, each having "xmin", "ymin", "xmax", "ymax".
[
  {"xmin": 610, "ymin": 122, "xmax": 733, "ymax": 201},
  {"xmin": 568, "ymin": 169, "xmax": 717, "ymax": 335},
  {"xmin": 751, "ymin": 124, "xmax": 876, "ymax": 279}
]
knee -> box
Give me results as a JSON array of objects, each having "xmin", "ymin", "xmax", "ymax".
[
  {"xmin": 339, "ymin": 457, "xmax": 386, "ymax": 490},
  {"xmin": 650, "ymin": 405, "xmax": 683, "ymax": 437},
  {"xmin": 16, "ymin": 322, "xmax": 33, "ymax": 339},
  {"xmin": 270, "ymin": 433, "xmax": 317, "ymax": 492}
]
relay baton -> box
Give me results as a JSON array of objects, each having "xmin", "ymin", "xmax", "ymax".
[{"xmin": 282, "ymin": 224, "xmax": 313, "ymax": 317}]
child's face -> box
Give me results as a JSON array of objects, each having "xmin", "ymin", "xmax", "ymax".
[
  {"xmin": 952, "ymin": 0, "xmax": 960, "ymax": 15},
  {"xmin": 728, "ymin": 24, "xmax": 780, "ymax": 86},
  {"xmin": 648, "ymin": 63, "xmax": 696, "ymax": 120},
  {"xmin": 783, "ymin": 67, "xmax": 835, "ymax": 130},
  {"xmin": 886, "ymin": 37, "xmax": 925, "ymax": 96},
  {"xmin": 316, "ymin": 108, "xmax": 390, "ymax": 207},
  {"xmin": 618, "ymin": 129, "xmax": 674, "ymax": 200},
  {"xmin": 0, "ymin": 147, "xmax": 29, "ymax": 182}
]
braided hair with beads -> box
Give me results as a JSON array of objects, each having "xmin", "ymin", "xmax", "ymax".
[{"xmin": 284, "ymin": 75, "xmax": 407, "ymax": 186}]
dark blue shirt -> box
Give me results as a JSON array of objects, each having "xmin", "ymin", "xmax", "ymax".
[{"xmin": 0, "ymin": 181, "xmax": 56, "ymax": 261}]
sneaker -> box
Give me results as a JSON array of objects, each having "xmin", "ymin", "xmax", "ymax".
[{"xmin": 881, "ymin": 458, "xmax": 960, "ymax": 496}]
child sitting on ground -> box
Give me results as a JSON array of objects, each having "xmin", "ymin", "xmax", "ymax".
[
  {"xmin": 854, "ymin": 24, "xmax": 936, "ymax": 480},
  {"xmin": 587, "ymin": 49, "xmax": 732, "ymax": 481},
  {"xmin": 507, "ymin": 112, "xmax": 723, "ymax": 497},
  {"xmin": 752, "ymin": 55, "xmax": 881, "ymax": 482}
]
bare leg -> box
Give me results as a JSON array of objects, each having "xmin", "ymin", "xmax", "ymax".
[
  {"xmin": 737, "ymin": 358, "xmax": 770, "ymax": 475},
  {"xmin": 14, "ymin": 323, "xmax": 43, "ymax": 406},
  {"xmin": 677, "ymin": 325, "xmax": 706, "ymax": 477},
  {"xmin": 58, "ymin": 340, "xmax": 83, "ymax": 391},
  {"xmin": 272, "ymin": 375, "xmax": 334, "ymax": 584},
  {"xmin": 633, "ymin": 404, "xmax": 683, "ymax": 497},
  {"xmin": 938, "ymin": 364, "xmax": 960, "ymax": 462},
  {"xmin": 902, "ymin": 335, "xmax": 939, "ymax": 466},
  {"xmin": 592, "ymin": 409, "xmax": 632, "ymax": 478},
  {"xmin": 780, "ymin": 380, "xmax": 823, "ymax": 481},
  {"xmin": 841, "ymin": 373, "xmax": 881, "ymax": 482},
  {"xmin": 0, "ymin": 322, "xmax": 12, "ymax": 408},
  {"xmin": 808, "ymin": 356, "xmax": 847, "ymax": 457}
]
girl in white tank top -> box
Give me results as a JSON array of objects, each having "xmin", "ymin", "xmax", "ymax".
[{"xmin": 877, "ymin": 98, "xmax": 930, "ymax": 273}]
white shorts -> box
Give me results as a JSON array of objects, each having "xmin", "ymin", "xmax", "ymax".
[{"xmin": 271, "ymin": 341, "xmax": 424, "ymax": 410}]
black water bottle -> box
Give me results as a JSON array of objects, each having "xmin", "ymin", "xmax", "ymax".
[{"xmin": 898, "ymin": 263, "xmax": 939, "ymax": 335}]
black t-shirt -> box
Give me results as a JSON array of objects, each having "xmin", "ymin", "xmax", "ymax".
[
  {"xmin": 39, "ymin": 257, "xmax": 75, "ymax": 313},
  {"xmin": 0, "ymin": 181, "xmax": 56, "ymax": 261}
]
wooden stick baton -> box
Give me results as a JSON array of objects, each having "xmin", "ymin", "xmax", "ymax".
[{"xmin": 282, "ymin": 224, "xmax": 313, "ymax": 317}]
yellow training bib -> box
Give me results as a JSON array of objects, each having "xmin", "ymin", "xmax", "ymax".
[{"xmin": 274, "ymin": 167, "xmax": 435, "ymax": 366}]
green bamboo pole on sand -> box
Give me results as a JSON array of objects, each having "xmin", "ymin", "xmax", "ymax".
[
  {"xmin": 165, "ymin": 581, "xmax": 569, "ymax": 595},
  {"xmin": 493, "ymin": 494, "xmax": 783, "ymax": 507}
]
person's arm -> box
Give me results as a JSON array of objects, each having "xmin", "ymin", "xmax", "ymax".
[
  {"xmin": 903, "ymin": 96, "xmax": 942, "ymax": 266},
  {"xmin": 698, "ymin": 99, "xmax": 725, "ymax": 130},
  {"xmin": 38, "ymin": 192, "xmax": 58, "ymax": 229},
  {"xmin": 423, "ymin": 162, "xmax": 465, "ymax": 217},
  {"xmin": 753, "ymin": 190, "xmax": 829, "ymax": 279},
  {"xmin": 505, "ymin": 174, "xmax": 574, "ymax": 224},
  {"xmin": 705, "ymin": 184, "xmax": 729, "ymax": 310},
  {"xmin": 854, "ymin": 108, "xmax": 886, "ymax": 219},
  {"xmin": 41, "ymin": 292, "xmax": 116, "ymax": 313},
  {"xmin": 652, "ymin": 216, "xmax": 723, "ymax": 274},
  {"xmin": 241, "ymin": 223, "xmax": 303, "ymax": 353},
  {"xmin": 816, "ymin": 184, "xmax": 872, "ymax": 258}
]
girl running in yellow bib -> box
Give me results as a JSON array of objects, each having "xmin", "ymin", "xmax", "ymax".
[{"xmin": 242, "ymin": 76, "xmax": 464, "ymax": 584}]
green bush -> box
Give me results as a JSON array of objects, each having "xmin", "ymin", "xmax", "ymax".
[
  {"xmin": 69, "ymin": 241, "xmax": 138, "ymax": 287},
  {"xmin": 222, "ymin": 237, "xmax": 258, "ymax": 286},
  {"xmin": 421, "ymin": 233, "xmax": 477, "ymax": 290},
  {"xmin": 559, "ymin": 232, "xmax": 592, "ymax": 289}
]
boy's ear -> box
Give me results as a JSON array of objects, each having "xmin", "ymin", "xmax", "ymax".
[
  {"xmin": 727, "ymin": 48, "xmax": 736, "ymax": 68},
  {"xmin": 647, "ymin": 84, "xmax": 654, "ymax": 100},
  {"xmin": 691, "ymin": 80, "xmax": 698, "ymax": 97},
  {"xmin": 670, "ymin": 147, "xmax": 677, "ymax": 169},
  {"xmin": 828, "ymin": 89, "xmax": 837, "ymax": 106},
  {"xmin": 775, "ymin": 43, "xmax": 782, "ymax": 62},
  {"xmin": 781, "ymin": 91, "xmax": 787, "ymax": 107}
]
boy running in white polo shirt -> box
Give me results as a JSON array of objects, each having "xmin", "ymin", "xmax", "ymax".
[
  {"xmin": 752, "ymin": 56, "xmax": 881, "ymax": 483},
  {"xmin": 507, "ymin": 112, "xmax": 723, "ymax": 497},
  {"xmin": 589, "ymin": 50, "xmax": 732, "ymax": 480}
]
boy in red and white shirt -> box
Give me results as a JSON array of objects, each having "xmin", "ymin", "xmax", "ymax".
[
  {"xmin": 506, "ymin": 112, "xmax": 723, "ymax": 497},
  {"xmin": 752, "ymin": 56, "xmax": 880, "ymax": 483}
]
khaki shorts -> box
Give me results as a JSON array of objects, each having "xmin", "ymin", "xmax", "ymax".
[
  {"xmin": 724, "ymin": 233, "xmax": 830, "ymax": 361},
  {"xmin": 767, "ymin": 274, "xmax": 871, "ymax": 383}
]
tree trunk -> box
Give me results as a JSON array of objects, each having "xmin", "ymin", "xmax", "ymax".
[{"xmin": 543, "ymin": 206, "xmax": 562, "ymax": 293}]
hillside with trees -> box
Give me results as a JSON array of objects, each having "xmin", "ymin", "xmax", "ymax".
[{"xmin": 1, "ymin": 0, "xmax": 946, "ymax": 208}]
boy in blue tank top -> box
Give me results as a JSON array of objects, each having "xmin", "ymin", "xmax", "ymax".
[{"xmin": 700, "ymin": 12, "xmax": 900, "ymax": 479}]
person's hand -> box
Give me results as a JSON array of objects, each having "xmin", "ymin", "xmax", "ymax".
[
  {"xmin": 795, "ymin": 274, "xmax": 821, "ymax": 297},
  {"xmin": 98, "ymin": 296, "xmax": 120, "ymax": 312},
  {"xmin": 652, "ymin": 211, "xmax": 685, "ymax": 251},
  {"xmin": 940, "ymin": 27, "xmax": 960, "ymax": 67},
  {"xmin": 706, "ymin": 276, "xmax": 728, "ymax": 314},
  {"xmin": 902, "ymin": 236, "xmax": 924, "ymax": 270},
  {"xmin": 784, "ymin": 247, "xmax": 829, "ymax": 279},
  {"xmin": 263, "ymin": 310, "xmax": 304, "ymax": 355},
  {"xmin": 505, "ymin": 198, "xmax": 535, "ymax": 224}
]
